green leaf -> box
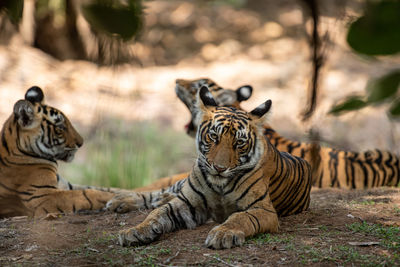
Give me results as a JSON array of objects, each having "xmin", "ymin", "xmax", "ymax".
[
  {"xmin": 0, "ymin": 0, "xmax": 23, "ymax": 24},
  {"xmin": 347, "ymin": 1, "xmax": 400, "ymax": 56},
  {"xmin": 82, "ymin": 1, "xmax": 143, "ymax": 41},
  {"xmin": 329, "ymin": 96, "xmax": 367, "ymax": 115},
  {"xmin": 366, "ymin": 70, "xmax": 400, "ymax": 103},
  {"xmin": 389, "ymin": 98, "xmax": 400, "ymax": 116}
]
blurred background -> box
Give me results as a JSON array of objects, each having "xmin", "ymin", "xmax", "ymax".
[{"xmin": 0, "ymin": 0, "xmax": 399, "ymax": 189}]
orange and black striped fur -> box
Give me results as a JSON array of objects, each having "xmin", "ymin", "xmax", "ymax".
[
  {"xmin": 115, "ymin": 86, "xmax": 311, "ymax": 249},
  {"xmin": 0, "ymin": 86, "xmax": 117, "ymax": 218},
  {"xmin": 172, "ymin": 78, "xmax": 400, "ymax": 189}
]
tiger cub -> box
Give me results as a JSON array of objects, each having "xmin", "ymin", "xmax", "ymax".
[
  {"xmin": 116, "ymin": 86, "xmax": 312, "ymax": 249},
  {"xmin": 0, "ymin": 86, "xmax": 115, "ymax": 218}
]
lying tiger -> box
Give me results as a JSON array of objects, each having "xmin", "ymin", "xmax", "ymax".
[
  {"xmin": 116, "ymin": 86, "xmax": 312, "ymax": 249},
  {"xmin": 139, "ymin": 78, "xmax": 400, "ymax": 190},
  {"xmin": 0, "ymin": 86, "xmax": 118, "ymax": 218}
]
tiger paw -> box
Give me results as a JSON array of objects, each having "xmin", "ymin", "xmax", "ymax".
[
  {"xmin": 106, "ymin": 193, "xmax": 144, "ymax": 213},
  {"xmin": 205, "ymin": 225, "xmax": 245, "ymax": 249},
  {"xmin": 118, "ymin": 226, "xmax": 157, "ymax": 246}
]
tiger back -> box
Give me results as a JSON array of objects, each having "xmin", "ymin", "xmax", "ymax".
[
  {"xmin": 0, "ymin": 86, "xmax": 114, "ymax": 218},
  {"xmin": 116, "ymin": 86, "xmax": 312, "ymax": 249}
]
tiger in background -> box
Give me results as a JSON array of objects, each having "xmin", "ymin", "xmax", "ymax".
[
  {"xmin": 172, "ymin": 78, "xmax": 400, "ymax": 189},
  {"xmin": 0, "ymin": 86, "xmax": 121, "ymax": 218},
  {"xmin": 115, "ymin": 86, "xmax": 312, "ymax": 249}
]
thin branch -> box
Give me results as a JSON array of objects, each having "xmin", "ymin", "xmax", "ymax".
[{"xmin": 300, "ymin": 0, "xmax": 326, "ymax": 121}]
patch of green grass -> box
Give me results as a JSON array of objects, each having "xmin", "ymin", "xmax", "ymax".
[
  {"xmin": 60, "ymin": 120, "xmax": 195, "ymax": 189},
  {"xmin": 297, "ymin": 244, "xmax": 397, "ymax": 265},
  {"xmin": 249, "ymin": 233, "xmax": 293, "ymax": 245},
  {"xmin": 394, "ymin": 205, "xmax": 400, "ymax": 214},
  {"xmin": 347, "ymin": 221, "xmax": 400, "ymax": 249}
]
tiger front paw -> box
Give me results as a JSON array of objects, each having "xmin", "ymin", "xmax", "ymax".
[
  {"xmin": 205, "ymin": 225, "xmax": 245, "ymax": 249},
  {"xmin": 118, "ymin": 224, "xmax": 161, "ymax": 246}
]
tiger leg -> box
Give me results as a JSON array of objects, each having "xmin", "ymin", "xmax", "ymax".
[
  {"xmin": 205, "ymin": 206, "xmax": 279, "ymax": 249},
  {"xmin": 118, "ymin": 197, "xmax": 206, "ymax": 246},
  {"xmin": 29, "ymin": 189, "xmax": 114, "ymax": 217},
  {"xmin": 107, "ymin": 179, "xmax": 186, "ymax": 213},
  {"xmin": 106, "ymin": 191, "xmax": 175, "ymax": 213}
]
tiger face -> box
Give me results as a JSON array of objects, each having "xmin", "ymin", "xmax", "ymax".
[
  {"xmin": 195, "ymin": 85, "xmax": 271, "ymax": 187},
  {"xmin": 12, "ymin": 86, "xmax": 83, "ymax": 162},
  {"xmin": 175, "ymin": 78, "xmax": 253, "ymax": 136}
]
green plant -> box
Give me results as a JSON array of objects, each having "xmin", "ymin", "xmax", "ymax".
[
  {"xmin": 347, "ymin": 221, "xmax": 400, "ymax": 249},
  {"xmin": 330, "ymin": 0, "xmax": 400, "ymax": 118},
  {"xmin": 60, "ymin": 120, "xmax": 195, "ymax": 189}
]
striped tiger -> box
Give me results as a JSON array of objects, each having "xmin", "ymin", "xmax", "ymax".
[
  {"xmin": 173, "ymin": 78, "xmax": 400, "ymax": 189},
  {"xmin": 122, "ymin": 78, "xmax": 255, "ymax": 193},
  {"xmin": 0, "ymin": 86, "xmax": 117, "ymax": 218},
  {"xmin": 116, "ymin": 86, "xmax": 312, "ymax": 249}
]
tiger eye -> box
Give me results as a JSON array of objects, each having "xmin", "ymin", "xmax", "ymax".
[
  {"xmin": 209, "ymin": 133, "xmax": 218, "ymax": 141},
  {"xmin": 236, "ymin": 140, "xmax": 245, "ymax": 146}
]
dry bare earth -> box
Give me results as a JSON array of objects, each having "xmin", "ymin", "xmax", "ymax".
[{"xmin": 1, "ymin": 188, "xmax": 399, "ymax": 266}]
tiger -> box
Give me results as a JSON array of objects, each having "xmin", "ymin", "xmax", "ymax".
[
  {"xmin": 122, "ymin": 78, "xmax": 255, "ymax": 193},
  {"xmin": 172, "ymin": 78, "xmax": 400, "ymax": 189},
  {"xmin": 116, "ymin": 86, "xmax": 312, "ymax": 249},
  {"xmin": 106, "ymin": 77, "xmax": 400, "ymax": 215},
  {"xmin": 0, "ymin": 86, "xmax": 117, "ymax": 218}
]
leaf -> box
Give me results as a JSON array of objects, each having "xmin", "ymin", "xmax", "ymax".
[
  {"xmin": 329, "ymin": 96, "xmax": 367, "ymax": 115},
  {"xmin": 0, "ymin": 0, "xmax": 23, "ymax": 24},
  {"xmin": 81, "ymin": 1, "xmax": 144, "ymax": 41},
  {"xmin": 388, "ymin": 98, "xmax": 400, "ymax": 117},
  {"xmin": 366, "ymin": 70, "xmax": 400, "ymax": 103},
  {"xmin": 347, "ymin": 1, "xmax": 400, "ymax": 55}
]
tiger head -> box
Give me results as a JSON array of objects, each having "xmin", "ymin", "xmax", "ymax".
[
  {"xmin": 175, "ymin": 78, "xmax": 253, "ymax": 137},
  {"xmin": 195, "ymin": 85, "xmax": 271, "ymax": 186},
  {"xmin": 10, "ymin": 86, "xmax": 83, "ymax": 162}
]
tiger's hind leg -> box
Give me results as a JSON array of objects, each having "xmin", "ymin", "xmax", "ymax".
[
  {"xmin": 205, "ymin": 206, "xmax": 279, "ymax": 249},
  {"xmin": 30, "ymin": 189, "xmax": 114, "ymax": 217},
  {"xmin": 106, "ymin": 191, "xmax": 175, "ymax": 213},
  {"xmin": 107, "ymin": 178, "xmax": 187, "ymax": 213}
]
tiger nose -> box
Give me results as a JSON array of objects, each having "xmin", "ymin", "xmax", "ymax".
[
  {"xmin": 213, "ymin": 164, "xmax": 227, "ymax": 173},
  {"xmin": 75, "ymin": 137, "xmax": 84, "ymax": 148}
]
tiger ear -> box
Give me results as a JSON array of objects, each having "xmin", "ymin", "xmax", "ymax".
[
  {"xmin": 13, "ymin": 100, "xmax": 36, "ymax": 128},
  {"xmin": 236, "ymin": 85, "xmax": 253, "ymax": 102},
  {"xmin": 198, "ymin": 85, "xmax": 218, "ymax": 108},
  {"xmin": 250, "ymin": 99, "xmax": 272, "ymax": 122},
  {"xmin": 25, "ymin": 86, "xmax": 44, "ymax": 104}
]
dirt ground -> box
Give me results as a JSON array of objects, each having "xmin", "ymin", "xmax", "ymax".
[{"xmin": 1, "ymin": 188, "xmax": 399, "ymax": 266}]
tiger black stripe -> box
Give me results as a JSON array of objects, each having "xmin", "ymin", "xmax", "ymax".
[{"xmin": 82, "ymin": 190, "xmax": 93, "ymax": 210}]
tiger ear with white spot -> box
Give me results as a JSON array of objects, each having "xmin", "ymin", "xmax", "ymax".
[
  {"xmin": 198, "ymin": 85, "xmax": 218, "ymax": 109},
  {"xmin": 236, "ymin": 85, "xmax": 253, "ymax": 102},
  {"xmin": 193, "ymin": 85, "xmax": 218, "ymax": 126},
  {"xmin": 13, "ymin": 100, "xmax": 36, "ymax": 128},
  {"xmin": 25, "ymin": 86, "xmax": 44, "ymax": 104},
  {"xmin": 249, "ymin": 99, "xmax": 272, "ymax": 126}
]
